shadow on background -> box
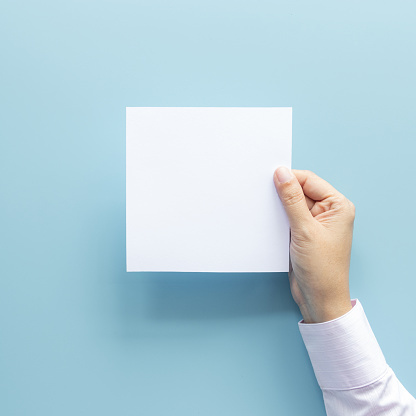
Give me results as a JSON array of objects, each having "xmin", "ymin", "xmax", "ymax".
[
  {"xmin": 147, "ymin": 271, "xmax": 296, "ymax": 320},
  {"xmin": 117, "ymin": 271, "xmax": 298, "ymax": 322},
  {"xmin": 105, "ymin": 210, "xmax": 299, "ymax": 334}
]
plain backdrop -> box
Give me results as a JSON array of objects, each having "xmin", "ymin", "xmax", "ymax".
[{"xmin": 1, "ymin": 1, "xmax": 415, "ymax": 415}]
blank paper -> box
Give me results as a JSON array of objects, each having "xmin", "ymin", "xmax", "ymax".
[{"xmin": 126, "ymin": 107, "xmax": 291, "ymax": 272}]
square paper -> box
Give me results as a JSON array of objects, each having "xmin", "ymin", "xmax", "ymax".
[{"xmin": 126, "ymin": 107, "xmax": 291, "ymax": 272}]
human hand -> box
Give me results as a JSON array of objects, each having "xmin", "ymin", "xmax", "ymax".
[{"xmin": 273, "ymin": 168, "xmax": 355, "ymax": 323}]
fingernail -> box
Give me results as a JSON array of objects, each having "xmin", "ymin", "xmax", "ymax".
[{"xmin": 275, "ymin": 167, "xmax": 293, "ymax": 184}]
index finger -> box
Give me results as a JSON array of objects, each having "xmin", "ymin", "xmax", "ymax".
[{"xmin": 292, "ymin": 170, "xmax": 340, "ymax": 202}]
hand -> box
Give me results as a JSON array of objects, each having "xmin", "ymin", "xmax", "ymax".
[{"xmin": 273, "ymin": 168, "xmax": 355, "ymax": 323}]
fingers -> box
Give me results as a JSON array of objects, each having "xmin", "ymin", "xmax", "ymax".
[
  {"xmin": 291, "ymin": 169, "xmax": 355, "ymax": 221},
  {"xmin": 305, "ymin": 195, "xmax": 315, "ymax": 210},
  {"xmin": 273, "ymin": 167, "xmax": 313, "ymax": 230},
  {"xmin": 292, "ymin": 170, "xmax": 340, "ymax": 201}
]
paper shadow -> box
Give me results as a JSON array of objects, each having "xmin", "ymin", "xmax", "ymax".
[
  {"xmin": 106, "ymin": 207, "xmax": 299, "ymax": 329},
  {"xmin": 119, "ymin": 271, "xmax": 298, "ymax": 322}
]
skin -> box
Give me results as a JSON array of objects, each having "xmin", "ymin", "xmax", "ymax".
[{"xmin": 273, "ymin": 167, "xmax": 355, "ymax": 324}]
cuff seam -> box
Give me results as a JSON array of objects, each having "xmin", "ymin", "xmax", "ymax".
[
  {"xmin": 320, "ymin": 366, "xmax": 390, "ymax": 392},
  {"xmin": 298, "ymin": 299, "xmax": 358, "ymax": 328}
]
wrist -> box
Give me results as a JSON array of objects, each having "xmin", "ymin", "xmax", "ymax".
[{"xmin": 299, "ymin": 298, "xmax": 352, "ymax": 323}]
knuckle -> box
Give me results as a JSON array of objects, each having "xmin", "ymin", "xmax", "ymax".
[
  {"xmin": 341, "ymin": 197, "xmax": 356, "ymax": 220},
  {"xmin": 348, "ymin": 201, "xmax": 356, "ymax": 219},
  {"xmin": 283, "ymin": 189, "xmax": 304, "ymax": 206}
]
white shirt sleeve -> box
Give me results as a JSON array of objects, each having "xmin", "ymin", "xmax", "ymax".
[{"xmin": 298, "ymin": 299, "xmax": 416, "ymax": 415}]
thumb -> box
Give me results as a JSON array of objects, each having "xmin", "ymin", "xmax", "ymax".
[{"xmin": 273, "ymin": 166, "xmax": 312, "ymax": 230}]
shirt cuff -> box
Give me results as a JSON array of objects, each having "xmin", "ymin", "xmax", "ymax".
[{"xmin": 298, "ymin": 299, "xmax": 388, "ymax": 390}]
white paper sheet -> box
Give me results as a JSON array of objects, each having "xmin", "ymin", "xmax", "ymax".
[{"xmin": 126, "ymin": 107, "xmax": 291, "ymax": 272}]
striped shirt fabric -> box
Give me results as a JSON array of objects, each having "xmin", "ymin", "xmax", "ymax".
[{"xmin": 299, "ymin": 299, "xmax": 416, "ymax": 415}]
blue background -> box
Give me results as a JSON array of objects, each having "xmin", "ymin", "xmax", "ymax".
[{"xmin": 1, "ymin": 0, "xmax": 415, "ymax": 415}]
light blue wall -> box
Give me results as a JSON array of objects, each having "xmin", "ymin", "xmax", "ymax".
[{"xmin": 1, "ymin": 1, "xmax": 415, "ymax": 415}]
